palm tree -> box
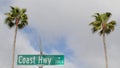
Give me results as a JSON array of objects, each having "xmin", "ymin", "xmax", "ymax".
[
  {"xmin": 5, "ymin": 6, "xmax": 28, "ymax": 68},
  {"xmin": 89, "ymin": 12, "xmax": 116, "ymax": 68}
]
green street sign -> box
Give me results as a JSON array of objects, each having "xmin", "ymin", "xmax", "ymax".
[{"xmin": 17, "ymin": 55, "xmax": 64, "ymax": 65}]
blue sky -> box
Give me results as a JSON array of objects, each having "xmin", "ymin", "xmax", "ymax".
[
  {"xmin": 0, "ymin": 0, "xmax": 13, "ymax": 12},
  {"xmin": 1, "ymin": 0, "xmax": 120, "ymax": 68},
  {"xmin": 22, "ymin": 26, "xmax": 74, "ymax": 60}
]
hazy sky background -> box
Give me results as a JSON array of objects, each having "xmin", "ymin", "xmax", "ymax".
[{"xmin": 0, "ymin": 0, "xmax": 120, "ymax": 68}]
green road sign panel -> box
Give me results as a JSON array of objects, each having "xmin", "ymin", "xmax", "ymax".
[{"xmin": 17, "ymin": 55, "xmax": 64, "ymax": 65}]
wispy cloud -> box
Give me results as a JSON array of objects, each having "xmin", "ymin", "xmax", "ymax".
[
  {"xmin": 21, "ymin": 26, "xmax": 41, "ymax": 51},
  {"xmin": 22, "ymin": 26, "xmax": 74, "ymax": 60},
  {"xmin": 1, "ymin": 0, "xmax": 120, "ymax": 68}
]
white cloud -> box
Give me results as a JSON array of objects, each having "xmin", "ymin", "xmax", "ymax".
[{"xmin": 1, "ymin": 0, "xmax": 120, "ymax": 68}]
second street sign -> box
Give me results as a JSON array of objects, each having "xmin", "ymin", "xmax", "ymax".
[{"xmin": 17, "ymin": 55, "xmax": 64, "ymax": 65}]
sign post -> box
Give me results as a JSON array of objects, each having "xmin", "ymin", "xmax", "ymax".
[{"xmin": 17, "ymin": 55, "xmax": 64, "ymax": 65}]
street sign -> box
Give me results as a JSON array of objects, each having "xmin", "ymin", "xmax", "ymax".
[{"xmin": 17, "ymin": 55, "xmax": 64, "ymax": 65}]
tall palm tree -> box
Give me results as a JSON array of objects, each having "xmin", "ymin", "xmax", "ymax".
[
  {"xmin": 89, "ymin": 12, "xmax": 116, "ymax": 68},
  {"xmin": 5, "ymin": 6, "xmax": 28, "ymax": 68}
]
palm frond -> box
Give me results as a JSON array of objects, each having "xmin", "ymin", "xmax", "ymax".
[
  {"xmin": 20, "ymin": 14, "xmax": 28, "ymax": 20},
  {"xmin": 21, "ymin": 8, "xmax": 26, "ymax": 14},
  {"xmin": 96, "ymin": 13, "xmax": 100, "ymax": 17},
  {"xmin": 22, "ymin": 20, "xmax": 28, "ymax": 25},
  {"xmin": 91, "ymin": 27, "xmax": 98, "ymax": 33},
  {"xmin": 10, "ymin": 6, "xmax": 14, "ymax": 10},
  {"xmin": 99, "ymin": 30, "xmax": 104, "ymax": 36},
  {"xmin": 5, "ymin": 13, "xmax": 11, "ymax": 16},
  {"xmin": 108, "ymin": 20, "xmax": 116, "ymax": 31},
  {"xmin": 90, "ymin": 21, "xmax": 101, "ymax": 33},
  {"xmin": 18, "ymin": 23, "xmax": 25, "ymax": 29},
  {"xmin": 10, "ymin": 6, "xmax": 21, "ymax": 17},
  {"xmin": 18, "ymin": 20, "xmax": 28, "ymax": 29},
  {"xmin": 101, "ymin": 12, "xmax": 111, "ymax": 23},
  {"xmin": 8, "ymin": 22, "xmax": 15, "ymax": 28},
  {"xmin": 105, "ymin": 28, "xmax": 111, "ymax": 35},
  {"xmin": 109, "ymin": 20, "xmax": 116, "ymax": 25},
  {"xmin": 5, "ymin": 17, "xmax": 12, "ymax": 23},
  {"xmin": 93, "ymin": 13, "xmax": 100, "ymax": 21},
  {"xmin": 18, "ymin": 24, "xmax": 23, "ymax": 29}
]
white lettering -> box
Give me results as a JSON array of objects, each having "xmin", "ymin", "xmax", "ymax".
[
  {"xmin": 43, "ymin": 58, "xmax": 47, "ymax": 63},
  {"xmin": 48, "ymin": 58, "xmax": 52, "ymax": 65},
  {"xmin": 38, "ymin": 56, "xmax": 43, "ymax": 64},
  {"xmin": 18, "ymin": 56, "xmax": 36, "ymax": 64},
  {"xmin": 18, "ymin": 56, "xmax": 23, "ymax": 64}
]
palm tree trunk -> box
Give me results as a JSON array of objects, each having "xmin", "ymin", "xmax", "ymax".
[
  {"xmin": 103, "ymin": 33, "xmax": 108, "ymax": 68},
  {"xmin": 11, "ymin": 25, "xmax": 18, "ymax": 68}
]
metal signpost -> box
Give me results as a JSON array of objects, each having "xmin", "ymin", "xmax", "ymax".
[{"xmin": 17, "ymin": 55, "xmax": 64, "ymax": 65}]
